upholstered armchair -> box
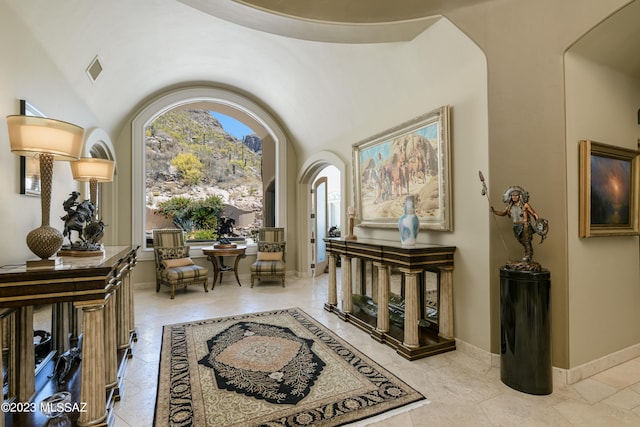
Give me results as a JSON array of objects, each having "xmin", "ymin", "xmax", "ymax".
[
  {"xmin": 250, "ymin": 228, "xmax": 286, "ymax": 288},
  {"xmin": 153, "ymin": 229, "xmax": 209, "ymax": 299}
]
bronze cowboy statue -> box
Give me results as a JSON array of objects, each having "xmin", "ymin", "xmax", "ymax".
[{"xmin": 61, "ymin": 192, "xmax": 99, "ymax": 249}]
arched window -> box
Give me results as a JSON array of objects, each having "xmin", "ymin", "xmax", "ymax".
[{"xmin": 131, "ymin": 87, "xmax": 288, "ymax": 253}]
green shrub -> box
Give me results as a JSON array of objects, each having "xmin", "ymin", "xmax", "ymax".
[{"xmin": 154, "ymin": 195, "xmax": 223, "ymax": 239}]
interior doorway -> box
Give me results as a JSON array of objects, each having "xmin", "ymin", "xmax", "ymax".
[{"xmin": 312, "ymin": 165, "xmax": 341, "ymax": 276}]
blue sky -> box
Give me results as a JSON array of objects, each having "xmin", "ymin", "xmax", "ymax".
[{"xmin": 209, "ymin": 111, "xmax": 254, "ymax": 140}]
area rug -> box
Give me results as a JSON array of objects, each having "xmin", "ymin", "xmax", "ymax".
[{"xmin": 154, "ymin": 308, "xmax": 426, "ymax": 426}]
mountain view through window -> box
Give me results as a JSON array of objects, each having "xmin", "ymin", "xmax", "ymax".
[{"xmin": 144, "ymin": 109, "xmax": 263, "ymax": 240}]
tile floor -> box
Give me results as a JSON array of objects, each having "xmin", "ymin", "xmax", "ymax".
[{"xmin": 114, "ymin": 274, "xmax": 640, "ymax": 426}]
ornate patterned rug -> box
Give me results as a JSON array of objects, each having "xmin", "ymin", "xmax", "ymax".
[{"xmin": 154, "ymin": 308, "xmax": 426, "ymax": 426}]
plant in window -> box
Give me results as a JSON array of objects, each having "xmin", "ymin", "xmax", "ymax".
[
  {"xmin": 154, "ymin": 195, "xmax": 223, "ymax": 240},
  {"xmin": 192, "ymin": 196, "xmax": 224, "ymax": 231},
  {"xmin": 171, "ymin": 152, "xmax": 203, "ymax": 185}
]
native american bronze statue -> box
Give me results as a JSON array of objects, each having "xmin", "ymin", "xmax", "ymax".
[{"xmin": 480, "ymin": 172, "xmax": 549, "ymax": 270}]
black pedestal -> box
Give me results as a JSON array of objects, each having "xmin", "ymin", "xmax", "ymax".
[{"xmin": 500, "ymin": 266, "xmax": 552, "ymax": 395}]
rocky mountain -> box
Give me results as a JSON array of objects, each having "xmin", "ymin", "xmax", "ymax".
[
  {"xmin": 145, "ymin": 109, "xmax": 263, "ymax": 222},
  {"xmin": 243, "ymin": 134, "xmax": 262, "ymax": 153}
]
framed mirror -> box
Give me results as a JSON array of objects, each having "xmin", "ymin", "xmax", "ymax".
[{"xmin": 19, "ymin": 100, "xmax": 45, "ymax": 197}]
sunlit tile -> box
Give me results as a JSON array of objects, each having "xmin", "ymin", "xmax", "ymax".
[
  {"xmin": 602, "ymin": 388, "xmax": 640, "ymax": 411},
  {"xmin": 572, "ymin": 378, "xmax": 619, "ymax": 404}
]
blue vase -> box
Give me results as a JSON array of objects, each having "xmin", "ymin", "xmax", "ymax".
[{"xmin": 398, "ymin": 195, "xmax": 419, "ymax": 246}]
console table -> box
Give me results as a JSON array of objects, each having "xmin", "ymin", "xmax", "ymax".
[
  {"xmin": 324, "ymin": 238, "xmax": 456, "ymax": 360},
  {"xmin": 0, "ymin": 245, "xmax": 139, "ymax": 427}
]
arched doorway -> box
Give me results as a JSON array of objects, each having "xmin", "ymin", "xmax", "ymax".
[
  {"xmin": 312, "ymin": 166, "xmax": 341, "ymax": 276},
  {"xmin": 297, "ymin": 152, "xmax": 347, "ymax": 278}
]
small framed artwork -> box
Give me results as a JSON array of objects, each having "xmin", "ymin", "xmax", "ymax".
[
  {"xmin": 19, "ymin": 99, "xmax": 45, "ymax": 197},
  {"xmin": 353, "ymin": 105, "xmax": 452, "ymax": 230},
  {"xmin": 579, "ymin": 140, "xmax": 640, "ymax": 237}
]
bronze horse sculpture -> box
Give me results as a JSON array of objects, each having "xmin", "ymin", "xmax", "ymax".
[{"xmin": 61, "ymin": 199, "xmax": 95, "ymax": 246}]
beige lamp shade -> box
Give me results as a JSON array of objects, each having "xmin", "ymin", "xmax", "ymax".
[
  {"xmin": 6, "ymin": 115, "xmax": 84, "ymax": 160},
  {"xmin": 71, "ymin": 158, "xmax": 115, "ymax": 182},
  {"xmin": 5, "ymin": 114, "xmax": 84, "ymax": 266}
]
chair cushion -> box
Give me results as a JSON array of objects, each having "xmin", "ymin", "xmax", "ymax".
[
  {"xmin": 257, "ymin": 251, "xmax": 282, "ymax": 261},
  {"xmin": 156, "ymin": 246, "xmax": 190, "ymax": 262},
  {"xmin": 251, "ymin": 260, "xmax": 285, "ymax": 274},
  {"xmin": 162, "ymin": 257, "xmax": 194, "ymax": 268},
  {"xmin": 258, "ymin": 242, "xmax": 284, "ymax": 253},
  {"xmin": 160, "ymin": 264, "xmax": 208, "ymax": 281}
]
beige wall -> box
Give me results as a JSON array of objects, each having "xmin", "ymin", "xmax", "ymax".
[
  {"xmin": 322, "ymin": 18, "xmax": 492, "ymax": 350},
  {"xmin": 444, "ymin": 0, "xmax": 632, "ymax": 369},
  {"xmin": 565, "ymin": 51, "xmax": 640, "ymax": 367}
]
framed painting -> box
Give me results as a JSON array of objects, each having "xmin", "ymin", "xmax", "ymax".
[
  {"xmin": 353, "ymin": 105, "xmax": 452, "ymax": 230},
  {"xmin": 19, "ymin": 99, "xmax": 45, "ymax": 197},
  {"xmin": 579, "ymin": 140, "xmax": 640, "ymax": 237}
]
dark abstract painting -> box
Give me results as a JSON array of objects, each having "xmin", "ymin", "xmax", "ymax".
[{"xmin": 590, "ymin": 154, "xmax": 631, "ymax": 225}]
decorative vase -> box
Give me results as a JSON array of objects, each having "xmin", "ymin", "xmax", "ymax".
[{"xmin": 398, "ymin": 195, "xmax": 419, "ymax": 246}]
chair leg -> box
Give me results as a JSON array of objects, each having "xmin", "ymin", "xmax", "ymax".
[
  {"xmin": 170, "ymin": 285, "xmax": 175, "ymax": 299},
  {"xmin": 250, "ymin": 277, "xmax": 254, "ymax": 288},
  {"xmin": 203, "ymin": 278, "xmax": 209, "ymax": 293}
]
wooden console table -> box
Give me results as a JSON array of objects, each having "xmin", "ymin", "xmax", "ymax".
[
  {"xmin": 324, "ymin": 238, "xmax": 456, "ymax": 360},
  {"xmin": 0, "ymin": 245, "xmax": 139, "ymax": 427}
]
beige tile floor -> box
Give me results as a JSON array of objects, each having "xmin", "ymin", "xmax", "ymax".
[{"xmin": 114, "ymin": 274, "xmax": 640, "ymax": 426}]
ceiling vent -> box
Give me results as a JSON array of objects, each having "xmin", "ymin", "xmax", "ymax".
[{"xmin": 86, "ymin": 56, "xmax": 103, "ymax": 82}]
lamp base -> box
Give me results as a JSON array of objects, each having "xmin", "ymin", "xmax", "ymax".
[
  {"xmin": 26, "ymin": 225, "xmax": 64, "ymax": 260},
  {"xmin": 26, "ymin": 257, "xmax": 62, "ymax": 269}
]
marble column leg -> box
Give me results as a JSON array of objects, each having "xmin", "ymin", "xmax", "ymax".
[
  {"xmin": 439, "ymin": 266, "xmax": 454, "ymax": 339},
  {"xmin": 117, "ymin": 273, "xmax": 131, "ymax": 351},
  {"xmin": 0, "ymin": 314, "xmax": 5, "ymax": 427},
  {"xmin": 326, "ymin": 253, "xmax": 337, "ymax": 308},
  {"xmin": 52, "ymin": 303, "xmax": 70, "ymax": 353},
  {"xmin": 373, "ymin": 262, "xmax": 390, "ymax": 333},
  {"xmin": 128, "ymin": 250, "xmax": 138, "ymax": 341},
  {"xmin": 5, "ymin": 312, "xmax": 17, "ymax": 400},
  {"xmin": 105, "ymin": 291, "xmax": 118, "ymax": 391},
  {"xmin": 17, "ymin": 306, "xmax": 34, "ymax": 402},
  {"xmin": 341, "ymin": 255, "xmax": 353, "ymax": 314},
  {"xmin": 401, "ymin": 269, "xmax": 421, "ymax": 348},
  {"xmin": 69, "ymin": 305, "xmax": 80, "ymax": 347},
  {"xmin": 354, "ymin": 258, "xmax": 365, "ymax": 295},
  {"xmin": 371, "ymin": 262, "xmax": 379, "ymax": 304},
  {"xmin": 77, "ymin": 301, "xmax": 107, "ymax": 427}
]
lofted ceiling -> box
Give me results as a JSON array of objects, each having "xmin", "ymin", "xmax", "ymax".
[{"xmin": 4, "ymin": 0, "xmax": 639, "ymax": 157}]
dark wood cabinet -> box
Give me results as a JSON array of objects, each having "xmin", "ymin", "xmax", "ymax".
[
  {"xmin": 324, "ymin": 238, "xmax": 456, "ymax": 360},
  {"xmin": 0, "ymin": 246, "xmax": 139, "ymax": 427}
]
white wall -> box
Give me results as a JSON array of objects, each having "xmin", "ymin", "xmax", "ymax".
[
  {"xmin": 0, "ymin": 3, "xmax": 104, "ymax": 265},
  {"xmin": 565, "ymin": 53, "xmax": 640, "ymax": 367}
]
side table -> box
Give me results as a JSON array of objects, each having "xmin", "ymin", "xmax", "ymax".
[{"xmin": 202, "ymin": 246, "xmax": 247, "ymax": 289}]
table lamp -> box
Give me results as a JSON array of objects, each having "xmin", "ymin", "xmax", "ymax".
[
  {"xmin": 70, "ymin": 157, "xmax": 115, "ymax": 220},
  {"xmin": 6, "ymin": 115, "xmax": 84, "ymax": 267}
]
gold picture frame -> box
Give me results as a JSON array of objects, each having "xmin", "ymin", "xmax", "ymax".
[
  {"xmin": 579, "ymin": 140, "xmax": 640, "ymax": 237},
  {"xmin": 353, "ymin": 105, "xmax": 452, "ymax": 230}
]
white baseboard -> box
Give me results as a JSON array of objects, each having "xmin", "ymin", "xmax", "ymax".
[{"xmin": 454, "ymin": 338, "xmax": 640, "ymax": 386}]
